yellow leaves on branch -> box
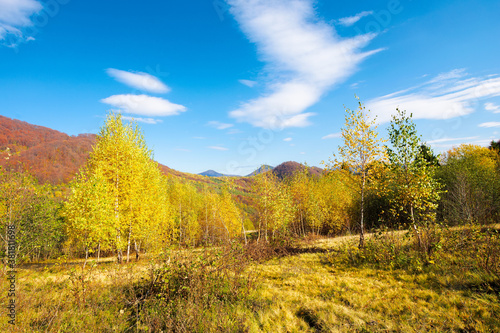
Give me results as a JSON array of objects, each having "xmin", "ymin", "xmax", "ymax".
[
  {"xmin": 335, "ymin": 97, "xmax": 386, "ymax": 173},
  {"xmin": 64, "ymin": 112, "xmax": 168, "ymax": 258}
]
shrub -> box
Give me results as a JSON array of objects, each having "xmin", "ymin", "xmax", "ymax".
[{"xmin": 126, "ymin": 242, "xmax": 260, "ymax": 332}]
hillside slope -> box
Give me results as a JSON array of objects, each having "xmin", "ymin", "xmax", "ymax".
[
  {"xmin": 0, "ymin": 115, "xmax": 252, "ymax": 189},
  {"xmin": 246, "ymin": 164, "xmax": 274, "ymax": 176},
  {"xmin": 0, "ymin": 115, "xmax": 96, "ymax": 183}
]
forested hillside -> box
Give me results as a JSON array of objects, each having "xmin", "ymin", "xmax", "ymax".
[
  {"xmin": 0, "ymin": 115, "xmax": 96, "ymax": 183},
  {"xmin": 0, "ymin": 115, "xmax": 248, "ymax": 186}
]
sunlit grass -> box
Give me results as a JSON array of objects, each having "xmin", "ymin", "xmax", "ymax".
[
  {"xmin": 243, "ymin": 245, "xmax": 499, "ymax": 332},
  {"xmin": 0, "ymin": 260, "xmax": 144, "ymax": 332},
  {"xmin": 1, "ymin": 229, "xmax": 499, "ymax": 332}
]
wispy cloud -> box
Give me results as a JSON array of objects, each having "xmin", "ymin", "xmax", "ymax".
[
  {"xmin": 485, "ymin": 102, "xmax": 500, "ymax": 113},
  {"xmin": 207, "ymin": 121, "xmax": 234, "ymax": 130},
  {"xmin": 208, "ymin": 146, "xmax": 229, "ymax": 151},
  {"xmin": 337, "ymin": 11, "xmax": 373, "ymax": 27},
  {"xmin": 227, "ymin": 0, "xmax": 381, "ymax": 129},
  {"xmin": 101, "ymin": 94, "xmax": 186, "ymax": 117},
  {"xmin": 239, "ymin": 79, "xmax": 257, "ymax": 88},
  {"xmin": 479, "ymin": 122, "xmax": 500, "ymax": 128},
  {"xmin": 322, "ymin": 132, "xmax": 342, "ymax": 139},
  {"xmin": 175, "ymin": 148, "xmax": 191, "ymax": 152},
  {"xmin": 0, "ymin": 0, "xmax": 42, "ymax": 46},
  {"xmin": 427, "ymin": 136, "xmax": 479, "ymax": 144},
  {"xmin": 426, "ymin": 136, "xmax": 491, "ymax": 149},
  {"xmin": 428, "ymin": 68, "xmax": 467, "ymax": 84},
  {"xmin": 193, "ymin": 136, "xmax": 206, "ymax": 140},
  {"xmin": 367, "ymin": 69, "xmax": 500, "ymax": 123},
  {"xmin": 283, "ymin": 137, "xmax": 292, "ymax": 142},
  {"xmin": 122, "ymin": 116, "xmax": 163, "ymax": 124},
  {"xmin": 106, "ymin": 68, "xmax": 170, "ymax": 94}
]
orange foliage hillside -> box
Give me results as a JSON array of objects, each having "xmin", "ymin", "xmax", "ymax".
[{"xmin": 0, "ymin": 115, "xmax": 96, "ymax": 184}]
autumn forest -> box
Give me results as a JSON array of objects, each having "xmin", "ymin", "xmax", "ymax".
[{"xmin": 1, "ymin": 100, "xmax": 500, "ymax": 332}]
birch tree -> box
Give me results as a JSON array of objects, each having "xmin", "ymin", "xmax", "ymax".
[
  {"xmin": 64, "ymin": 166, "xmax": 114, "ymax": 262},
  {"xmin": 332, "ymin": 97, "xmax": 385, "ymax": 248},
  {"xmin": 65, "ymin": 112, "xmax": 167, "ymax": 262},
  {"xmin": 386, "ymin": 109, "xmax": 441, "ymax": 247}
]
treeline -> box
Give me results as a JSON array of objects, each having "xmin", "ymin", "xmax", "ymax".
[
  {"xmin": 249, "ymin": 101, "xmax": 500, "ymax": 249},
  {"xmin": 0, "ymin": 171, "xmax": 65, "ymax": 262},
  {"xmin": 63, "ymin": 114, "xmax": 250, "ymax": 263},
  {"xmin": 253, "ymin": 138, "xmax": 500, "ymax": 239},
  {"xmin": 1, "ymin": 106, "xmax": 499, "ymax": 263}
]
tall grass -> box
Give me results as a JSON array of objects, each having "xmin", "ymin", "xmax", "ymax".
[{"xmin": 1, "ymin": 227, "xmax": 499, "ymax": 332}]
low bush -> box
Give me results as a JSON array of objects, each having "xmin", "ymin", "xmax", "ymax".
[
  {"xmin": 125, "ymin": 241, "xmax": 284, "ymax": 332},
  {"xmin": 326, "ymin": 224, "xmax": 500, "ymax": 281}
]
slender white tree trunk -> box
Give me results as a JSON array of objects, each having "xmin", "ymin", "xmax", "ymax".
[{"xmin": 359, "ymin": 173, "xmax": 366, "ymax": 249}]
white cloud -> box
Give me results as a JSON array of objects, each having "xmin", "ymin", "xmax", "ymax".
[
  {"xmin": 101, "ymin": 94, "xmax": 186, "ymax": 117},
  {"xmin": 322, "ymin": 132, "xmax": 342, "ymax": 139},
  {"xmin": 367, "ymin": 70, "xmax": 500, "ymax": 123},
  {"xmin": 479, "ymin": 122, "xmax": 500, "ymax": 128},
  {"xmin": 283, "ymin": 137, "xmax": 292, "ymax": 142},
  {"xmin": 207, "ymin": 121, "xmax": 234, "ymax": 130},
  {"xmin": 427, "ymin": 136, "xmax": 492, "ymax": 150},
  {"xmin": 426, "ymin": 136, "xmax": 479, "ymax": 144},
  {"xmin": 175, "ymin": 148, "xmax": 191, "ymax": 152},
  {"xmin": 121, "ymin": 116, "xmax": 163, "ymax": 124},
  {"xmin": 337, "ymin": 11, "xmax": 373, "ymax": 27},
  {"xmin": 473, "ymin": 139, "xmax": 494, "ymax": 146},
  {"xmin": 0, "ymin": 0, "xmax": 42, "ymax": 45},
  {"xmin": 227, "ymin": 0, "xmax": 381, "ymax": 129},
  {"xmin": 0, "ymin": 0, "xmax": 42, "ymax": 26},
  {"xmin": 485, "ymin": 102, "xmax": 500, "ymax": 113},
  {"xmin": 106, "ymin": 68, "xmax": 170, "ymax": 94},
  {"xmin": 208, "ymin": 146, "xmax": 229, "ymax": 151},
  {"xmin": 239, "ymin": 79, "xmax": 257, "ymax": 87},
  {"xmin": 428, "ymin": 68, "xmax": 467, "ymax": 84}
]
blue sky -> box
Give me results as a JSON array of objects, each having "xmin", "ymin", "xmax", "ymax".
[{"xmin": 1, "ymin": 0, "xmax": 500, "ymax": 176}]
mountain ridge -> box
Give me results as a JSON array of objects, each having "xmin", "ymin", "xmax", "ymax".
[{"xmin": 0, "ymin": 115, "xmax": 323, "ymax": 184}]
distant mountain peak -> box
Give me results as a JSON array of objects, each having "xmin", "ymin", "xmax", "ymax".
[
  {"xmin": 246, "ymin": 165, "xmax": 274, "ymax": 177},
  {"xmin": 272, "ymin": 161, "xmax": 323, "ymax": 180},
  {"xmin": 198, "ymin": 170, "xmax": 225, "ymax": 177}
]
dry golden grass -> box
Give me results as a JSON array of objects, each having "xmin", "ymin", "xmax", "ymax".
[
  {"xmin": 1, "ymin": 229, "xmax": 499, "ymax": 332},
  {"xmin": 238, "ymin": 225, "xmax": 500, "ymax": 332},
  {"xmin": 241, "ymin": 250, "xmax": 499, "ymax": 332},
  {"xmin": 0, "ymin": 259, "xmax": 149, "ymax": 332}
]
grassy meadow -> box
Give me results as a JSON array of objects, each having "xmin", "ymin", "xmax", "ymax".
[{"xmin": 2, "ymin": 224, "xmax": 499, "ymax": 332}]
